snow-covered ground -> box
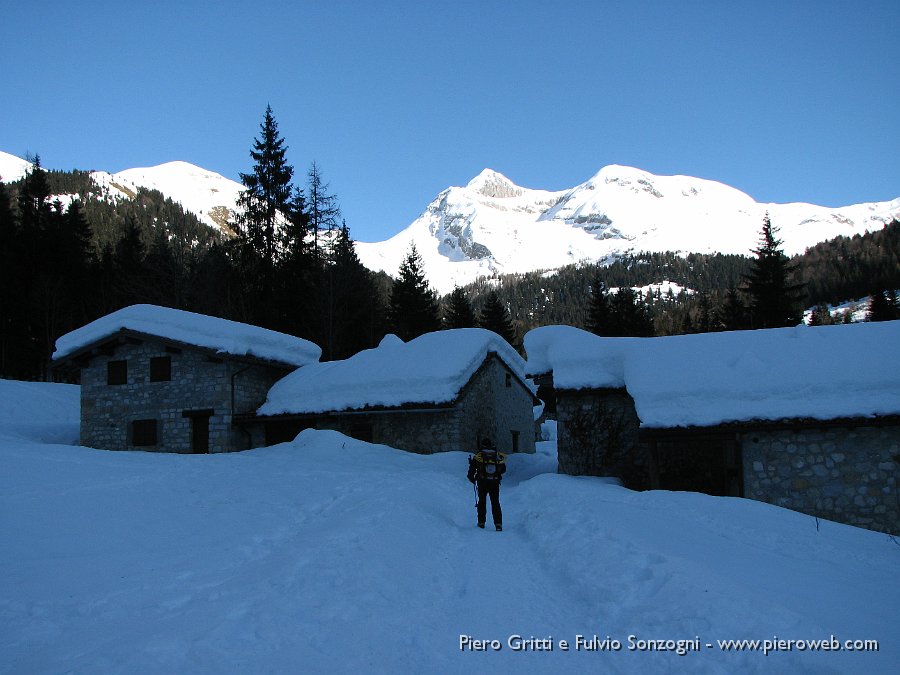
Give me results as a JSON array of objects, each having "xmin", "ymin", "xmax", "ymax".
[{"xmin": 1, "ymin": 379, "xmax": 898, "ymax": 674}]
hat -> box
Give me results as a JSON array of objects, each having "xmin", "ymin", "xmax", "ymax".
[{"xmin": 479, "ymin": 438, "xmax": 495, "ymax": 451}]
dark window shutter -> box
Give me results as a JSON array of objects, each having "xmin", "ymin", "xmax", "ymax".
[
  {"xmin": 150, "ymin": 356, "xmax": 171, "ymax": 382},
  {"xmin": 132, "ymin": 419, "xmax": 158, "ymax": 446},
  {"xmin": 107, "ymin": 360, "xmax": 127, "ymax": 385}
]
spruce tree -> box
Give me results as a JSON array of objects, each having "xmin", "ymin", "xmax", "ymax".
[
  {"xmin": 586, "ymin": 277, "xmax": 611, "ymax": 336},
  {"xmin": 444, "ymin": 286, "xmax": 476, "ymax": 329},
  {"xmin": 328, "ymin": 221, "xmax": 383, "ymax": 358},
  {"xmin": 478, "ymin": 290, "xmax": 517, "ymax": 346},
  {"xmin": 618, "ymin": 288, "xmax": 655, "ymax": 336},
  {"xmin": 719, "ymin": 287, "xmax": 747, "ymax": 331},
  {"xmin": 889, "ymin": 290, "xmax": 900, "ymax": 319},
  {"xmin": 867, "ymin": 289, "xmax": 900, "ymax": 322},
  {"xmin": 388, "ymin": 244, "xmax": 440, "ymax": 341},
  {"xmin": 276, "ymin": 185, "xmax": 319, "ymax": 338},
  {"xmin": 237, "ymin": 105, "xmax": 295, "ymax": 323},
  {"xmin": 743, "ymin": 214, "xmax": 804, "ymax": 328},
  {"xmin": 114, "ymin": 216, "xmax": 149, "ymax": 306}
]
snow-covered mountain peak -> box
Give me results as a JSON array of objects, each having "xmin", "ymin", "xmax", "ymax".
[
  {"xmin": 465, "ymin": 168, "xmax": 523, "ymax": 199},
  {"xmin": 357, "ymin": 165, "xmax": 900, "ymax": 295}
]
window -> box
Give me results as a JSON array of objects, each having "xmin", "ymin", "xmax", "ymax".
[
  {"xmin": 107, "ymin": 360, "xmax": 127, "ymax": 385},
  {"xmin": 505, "ymin": 373, "xmax": 512, "ymax": 388},
  {"xmin": 150, "ymin": 356, "xmax": 171, "ymax": 382},
  {"xmin": 511, "ymin": 430, "xmax": 520, "ymax": 453},
  {"xmin": 132, "ymin": 419, "xmax": 158, "ymax": 446}
]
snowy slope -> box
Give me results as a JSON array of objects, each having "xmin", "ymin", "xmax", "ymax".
[
  {"xmin": 0, "ymin": 150, "xmax": 32, "ymax": 183},
  {"xmin": 1, "ymin": 380, "xmax": 898, "ymax": 673},
  {"xmin": 1, "ymin": 151, "xmax": 243, "ymax": 233},
  {"xmin": 357, "ymin": 166, "xmax": 900, "ymax": 294},
  {"xmin": 90, "ymin": 162, "xmax": 243, "ymax": 232}
]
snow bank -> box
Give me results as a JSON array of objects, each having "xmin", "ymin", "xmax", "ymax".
[
  {"xmin": 525, "ymin": 322, "xmax": 900, "ymax": 428},
  {"xmin": 260, "ymin": 328, "xmax": 530, "ymax": 415},
  {"xmin": 0, "ymin": 379, "xmax": 79, "ymax": 444},
  {"xmin": 52, "ymin": 304, "xmax": 321, "ymax": 367}
]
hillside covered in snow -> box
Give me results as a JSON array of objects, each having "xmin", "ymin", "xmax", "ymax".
[
  {"xmin": 1, "ymin": 379, "xmax": 898, "ymax": 673},
  {"xmin": 0, "ymin": 150, "xmax": 242, "ymax": 233}
]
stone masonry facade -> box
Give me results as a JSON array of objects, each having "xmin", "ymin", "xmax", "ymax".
[
  {"xmin": 741, "ymin": 425, "xmax": 900, "ymax": 535},
  {"xmin": 554, "ymin": 386, "xmax": 899, "ymax": 534},
  {"xmin": 80, "ymin": 337, "xmax": 290, "ymax": 453},
  {"xmin": 556, "ymin": 389, "xmax": 647, "ymax": 488}
]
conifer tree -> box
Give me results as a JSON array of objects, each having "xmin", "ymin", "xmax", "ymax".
[
  {"xmin": 17, "ymin": 156, "xmax": 52, "ymax": 235},
  {"xmin": 388, "ymin": 244, "xmax": 440, "ymax": 341},
  {"xmin": 609, "ymin": 288, "xmax": 654, "ymax": 336},
  {"xmin": 478, "ymin": 290, "xmax": 517, "ymax": 346},
  {"xmin": 867, "ymin": 289, "xmax": 900, "ymax": 322},
  {"xmin": 306, "ymin": 161, "xmax": 341, "ymax": 260},
  {"xmin": 237, "ymin": 105, "xmax": 295, "ymax": 323},
  {"xmin": 889, "ymin": 290, "xmax": 900, "ymax": 318},
  {"xmin": 327, "ymin": 221, "xmax": 383, "ymax": 358},
  {"xmin": 113, "ymin": 216, "xmax": 151, "ymax": 307},
  {"xmin": 719, "ymin": 287, "xmax": 747, "ymax": 331},
  {"xmin": 444, "ymin": 286, "xmax": 476, "ymax": 329},
  {"xmin": 743, "ymin": 214, "xmax": 804, "ymax": 328},
  {"xmin": 808, "ymin": 304, "xmax": 833, "ymax": 326},
  {"xmin": 586, "ymin": 277, "xmax": 611, "ymax": 336}
]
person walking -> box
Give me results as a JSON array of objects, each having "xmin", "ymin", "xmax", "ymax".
[{"xmin": 467, "ymin": 438, "xmax": 506, "ymax": 531}]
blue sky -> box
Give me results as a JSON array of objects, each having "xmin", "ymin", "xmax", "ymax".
[{"xmin": 2, "ymin": 0, "xmax": 898, "ymax": 242}]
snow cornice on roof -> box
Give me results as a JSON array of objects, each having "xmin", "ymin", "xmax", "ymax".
[
  {"xmin": 258, "ymin": 328, "xmax": 534, "ymax": 416},
  {"xmin": 524, "ymin": 322, "xmax": 900, "ymax": 428},
  {"xmin": 52, "ymin": 304, "xmax": 321, "ymax": 369}
]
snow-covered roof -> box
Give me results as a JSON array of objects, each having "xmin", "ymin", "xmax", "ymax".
[
  {"xmin": 259, "ymin": 328, "xmax": 532, "ymax": 415},
  {"xmin": 52, "ymin": 304, "xmax": 321, "ymax": 368},
  {"xmin": 524, "ymin": 322, "xmax": 900, "ymax": 429}
]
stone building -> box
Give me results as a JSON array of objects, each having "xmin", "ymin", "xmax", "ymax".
[
  {"xmin": 51, "ymin": 305, "xmax": 321, "ymax": 453},
  {"xmin": 524, "ymin": 323, "xmax": 900, "ymax": 534},
  {"xmin": 247, "ymin": 329, "xmax": 538, "ymax": 455}
]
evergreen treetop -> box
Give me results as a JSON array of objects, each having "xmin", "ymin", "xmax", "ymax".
[
  {"xmin": 444, "ymin": 286, "xmax": 477, "ymax": 329},
  {"xmin": 237, "ymin": 105, "xmax": 295, "ymax": 267},
  {"xmin": 478, "ymin": 289, "xmax": 517, "ymax": 346},
  {"xmin": 743, "ymin": 214, "xmax": 805, "ymax": 329},
  {"xmin": 388, "ymin": 244, "xmax": 440, "ymax": 341}
]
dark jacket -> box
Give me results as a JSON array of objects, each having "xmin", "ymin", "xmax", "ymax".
[{"xmin": 468, "ymin": 450, "xmax": 507, "ymax": 484}]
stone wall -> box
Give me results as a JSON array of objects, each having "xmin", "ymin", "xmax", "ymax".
[
  {"xmin": 80, "ymin": 337, "xmax": 289, "ymax": 453},
  {"xmin": 742, "ymin": 425, "xmax": 900, "ymax": 535},
  {"xmin": 316, "ymin": 409, "xmax": 458, "ymax": 454},
  {"xmin": 453, "ymin": 354, "xmax": 536, "ymax": 455},
  {"xmin": 556, "ymin": 388, "xmax": 646, "ymax": 487}
]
